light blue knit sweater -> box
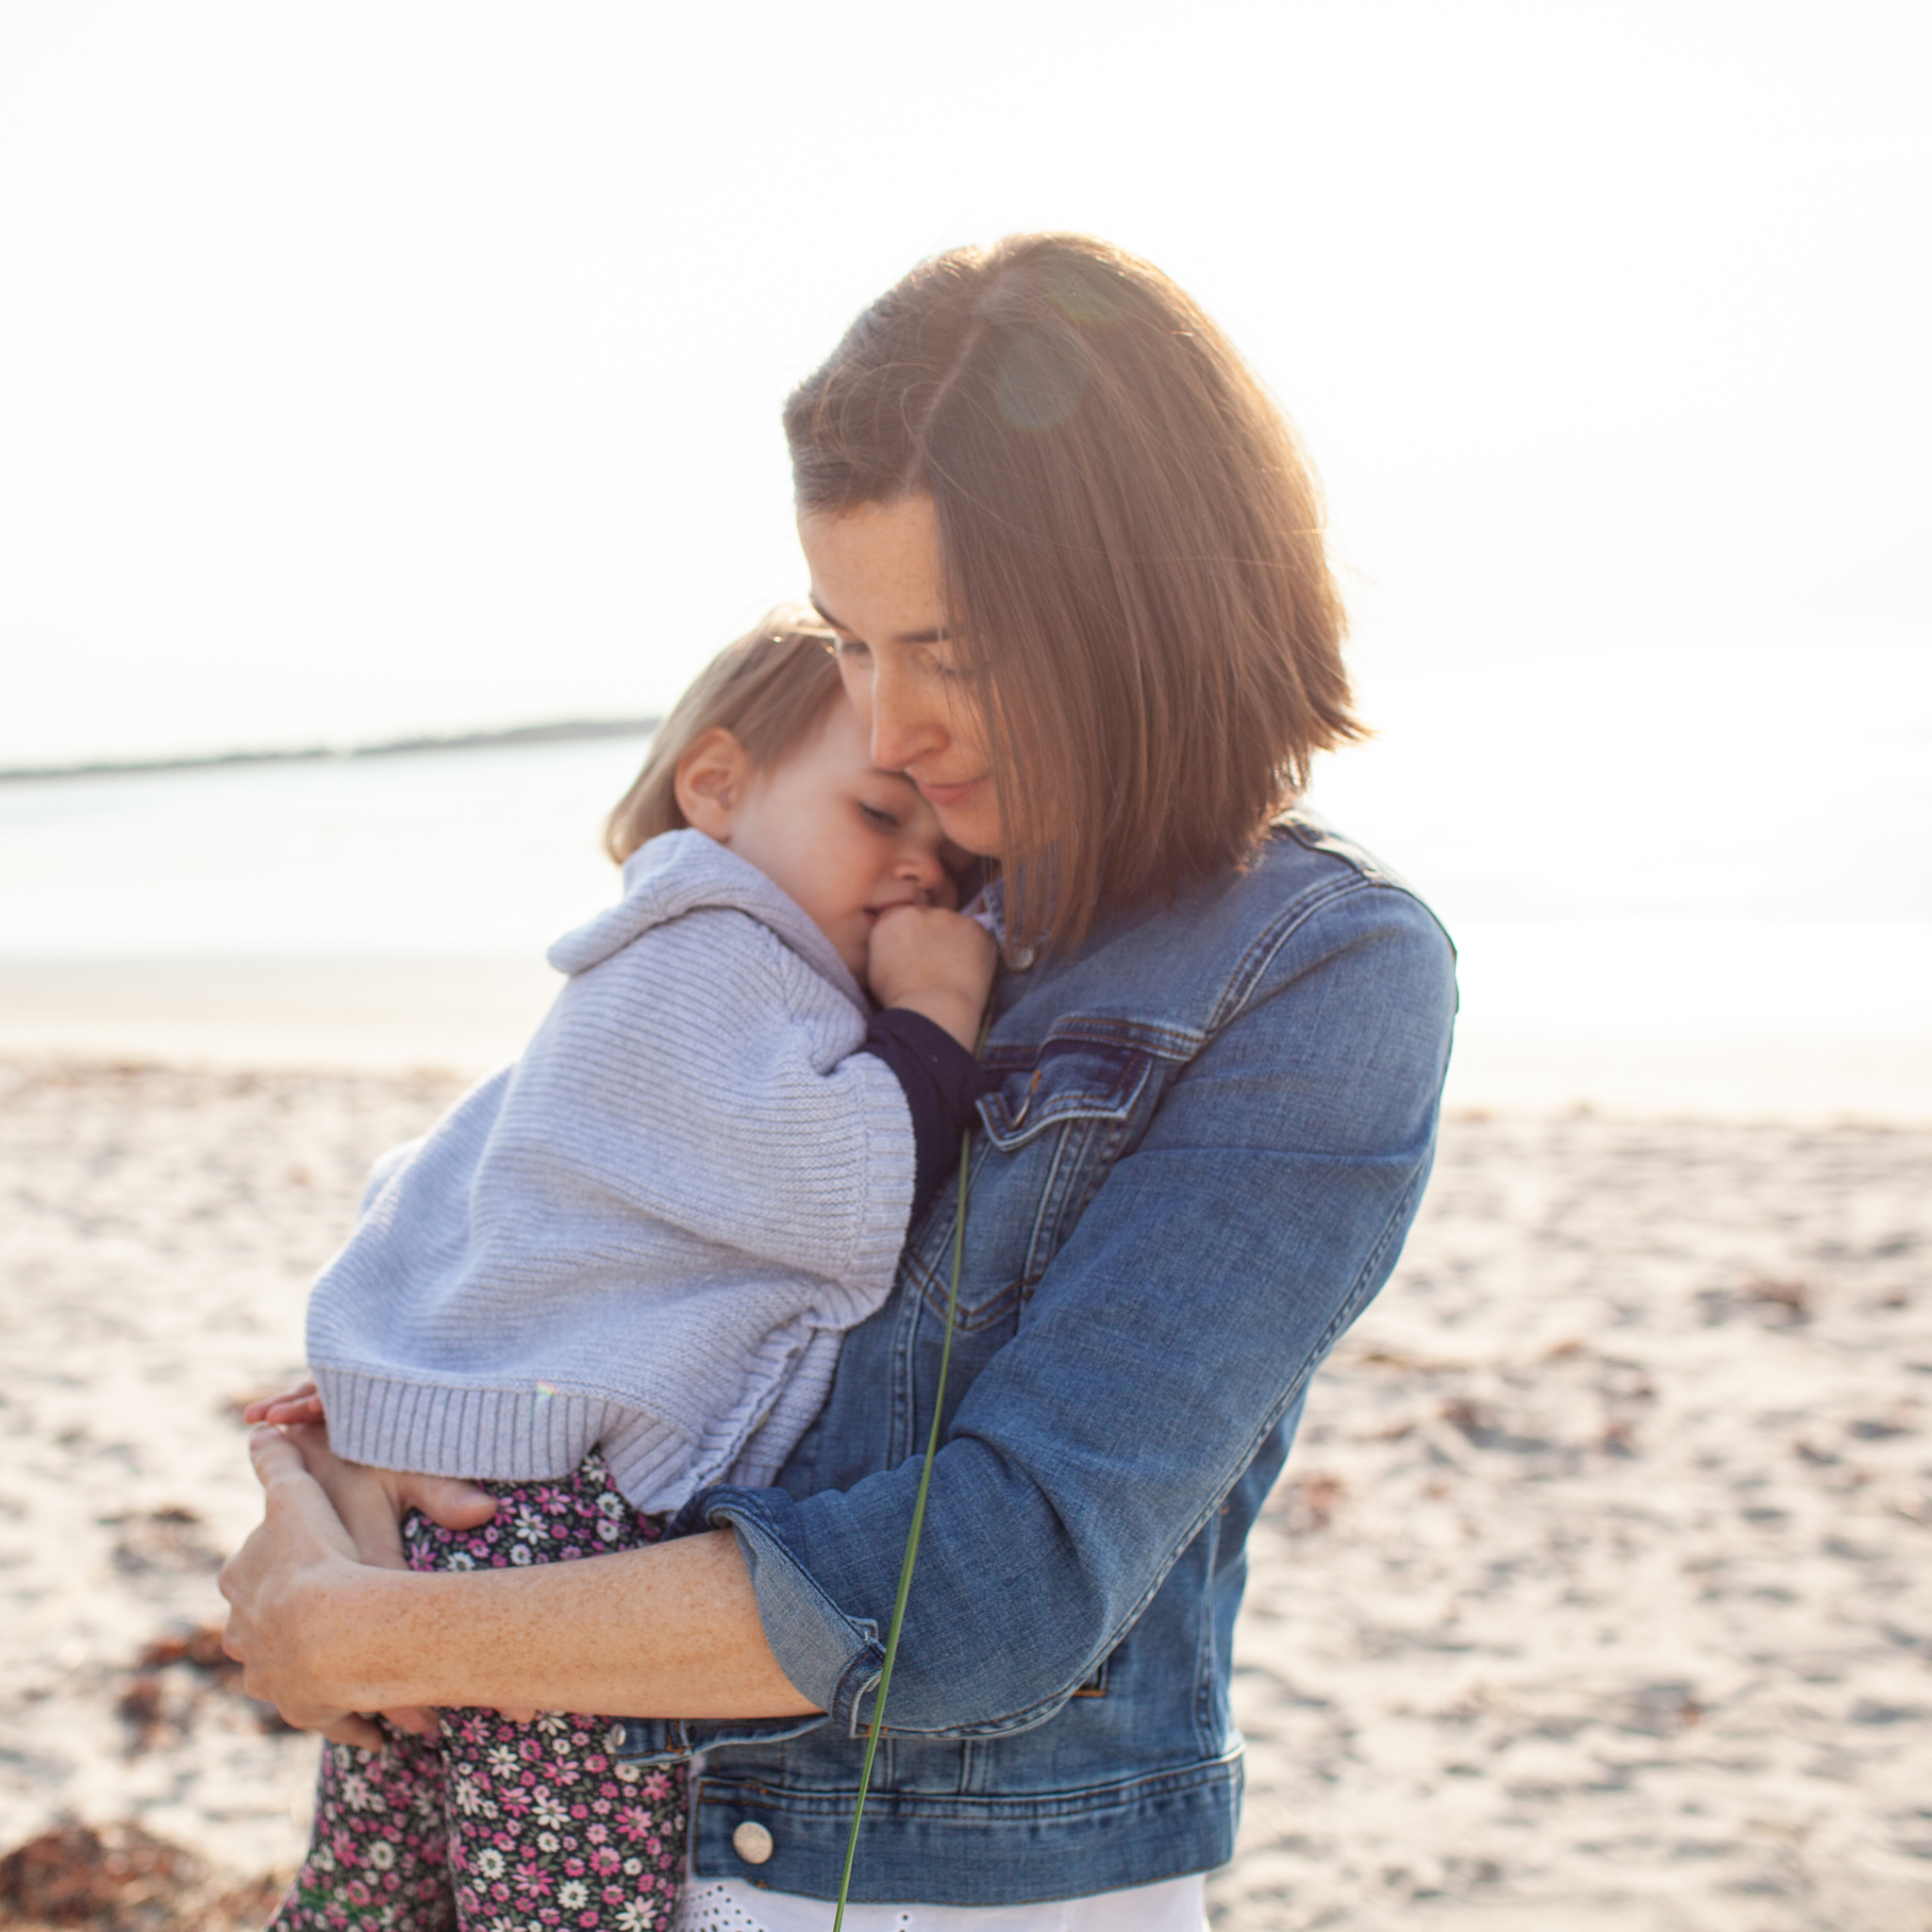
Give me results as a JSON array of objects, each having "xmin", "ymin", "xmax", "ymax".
[{"xmin": 305, "ymin": 829, "xmax": 916, "ymax": 1514}]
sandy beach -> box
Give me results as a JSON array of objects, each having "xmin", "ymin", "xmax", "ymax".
[{"xmin": 2, "ymin": 1057, "xmax": 1928, "ymax": 1930}]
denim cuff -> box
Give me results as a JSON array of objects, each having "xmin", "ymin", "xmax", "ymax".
[{"xmin": 698, "ymin": 1488, "xmax": 885, "ymax": 1736}]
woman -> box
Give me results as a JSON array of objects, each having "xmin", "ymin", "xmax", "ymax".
[{"xmin": 221, "ymin": 233, "xmax": 1457, "ymax": 1928}]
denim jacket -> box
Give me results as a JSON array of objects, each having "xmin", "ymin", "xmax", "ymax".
[{"xmin": 620, "ymin": 818, "xmax": 1457, "ymax": 1907}]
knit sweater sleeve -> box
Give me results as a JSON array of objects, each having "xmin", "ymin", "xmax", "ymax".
[{"xmin": 510, "ymin": 905, "xmax": 916, "ymax": 1302}]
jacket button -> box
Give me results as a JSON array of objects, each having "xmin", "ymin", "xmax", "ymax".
[{"xmin": 732, "ymin": 1821, "xmax": 774, "ymax": 1865}]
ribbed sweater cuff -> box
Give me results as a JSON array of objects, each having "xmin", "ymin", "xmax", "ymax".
[{"xmin": 312, "ymin": 1371, "xmax": 615, "ymax": 1484}]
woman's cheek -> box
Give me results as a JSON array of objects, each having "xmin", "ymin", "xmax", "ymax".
[{"xmin": 936, "ymin": 788, "xmax": 1003, "ymax": 859}]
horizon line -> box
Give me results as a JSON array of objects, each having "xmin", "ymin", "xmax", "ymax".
[{"xmin": 0, "ymin": 717, "xmax": 662, "ymax": 786}]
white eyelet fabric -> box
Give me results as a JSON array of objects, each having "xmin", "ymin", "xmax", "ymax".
[
  {"xmin": 676, "ymin": 1885, "xmax": 831, "ymax": 1932},
  {"xmin": 670, "ymin": 1874, "xmax": 1205, "ymax": 1932}
]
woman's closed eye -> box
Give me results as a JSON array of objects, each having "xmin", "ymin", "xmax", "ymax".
[
  {"xmin": 832, "ymin": 631, "xmax": 967, "ymax": 685},
  {"xmin": 917, "ymin": 646, "xmax": 970, "ymax": 684}
]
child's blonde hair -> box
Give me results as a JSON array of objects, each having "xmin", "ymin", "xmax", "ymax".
[{"xmin": 604, "ymin": 606, "xmax": 846, "ymax": 863}]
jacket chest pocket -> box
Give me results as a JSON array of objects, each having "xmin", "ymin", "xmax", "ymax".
[{"xmin": 908, "ymin": 1036, "xmax": 1157, "ymax": 1326}]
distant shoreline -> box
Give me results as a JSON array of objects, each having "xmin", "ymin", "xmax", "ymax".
[{"xmin": 0, "ymin": 718, "xmax": 660, "ymax": 785}]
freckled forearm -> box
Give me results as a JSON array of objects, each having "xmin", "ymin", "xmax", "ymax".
[{"xmin": 325, "ymin": 1530, "xmax": 821, "ymax": 1721}]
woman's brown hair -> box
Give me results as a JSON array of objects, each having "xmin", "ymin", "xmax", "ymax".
[
  {"xmin": 603, "ymin": 607, "xmax": 843, "ymax": 862},
  {"xmin": 785, "ymin": 233, "xmax": 1361, "ymax": 956}
]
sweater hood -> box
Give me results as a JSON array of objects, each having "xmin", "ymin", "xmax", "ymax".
[{"xmin": 547, "ymin": 828, "xmax": 868, "ymax": 1011}]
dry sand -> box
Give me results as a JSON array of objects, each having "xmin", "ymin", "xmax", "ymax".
[{"xmin": 1, "ymin": 1058, "xmax": 1927, "ymax": 1930}]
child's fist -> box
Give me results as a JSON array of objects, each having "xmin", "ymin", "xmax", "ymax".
[{"xmin": 868, "ymin": 906, "xmax": 997, "ymax": 1049}]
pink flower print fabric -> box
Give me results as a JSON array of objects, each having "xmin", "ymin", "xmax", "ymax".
[{"xmin": 273, "ymin": 1453, "xmax": 688, "ymax": 1931}]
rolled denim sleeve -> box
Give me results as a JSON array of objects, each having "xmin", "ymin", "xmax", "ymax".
[
  {"xmin": 694, "ymin": 880, "xmax": 1455, "ymax": 1736},
  {"xmin": 702, "ymin": 1491, "xmax": 887, "ymax": 1726}
]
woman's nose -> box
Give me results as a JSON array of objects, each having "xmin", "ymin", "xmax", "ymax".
[{"xmin": 867, "ymin": 659, "xmax": 946, "ymax": 774}]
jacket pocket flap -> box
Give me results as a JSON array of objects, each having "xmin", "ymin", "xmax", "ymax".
[{"xmin": 976, "ymin": 1039, "xmax": 1155, "ymax": 1151}]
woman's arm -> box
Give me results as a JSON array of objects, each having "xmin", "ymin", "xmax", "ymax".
[{"xmin": 218, "ymin": 1425, "xmax": 820, "ymax": 1743}]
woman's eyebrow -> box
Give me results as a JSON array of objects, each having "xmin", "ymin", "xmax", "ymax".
[{"xmin": 809, "ymin": 596, "xmax": 947, "ymax": 646}]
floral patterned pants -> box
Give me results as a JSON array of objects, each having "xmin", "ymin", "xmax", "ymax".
[{"xmin": 272, "ymin": 1453, "xmax": 688, "ymax": 1932}]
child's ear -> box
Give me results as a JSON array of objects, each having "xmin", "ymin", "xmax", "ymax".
[{"xmin": 674, "ymin": 727, "xmax": 752, "ymax": 841}]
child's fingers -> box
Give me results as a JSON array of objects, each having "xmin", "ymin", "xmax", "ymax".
[
  {"xmin": 319, "ymin": 1713, "xmax": 390, "ymax": 1752},
  {"xmin": 378, "ymin": 1705, "xmax": 442, "ymax": 1740},
  {"xmin": 397, "ymin": 1472, "xmax": 500, "ymax": 1532},
  {"xmin": 259, "ymin": 1396, "xmax": 326, "ymax": 1427},
  {"xmin": 242, "ymin": 1380, "xmax": 318, "ymax": 1425}
]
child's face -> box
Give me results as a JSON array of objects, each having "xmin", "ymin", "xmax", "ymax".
[{"xmin": 724, "ymin": 699, "xmax": 958, "ymax": 976}]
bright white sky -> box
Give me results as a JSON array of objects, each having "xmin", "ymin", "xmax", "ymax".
[{"xmin": 2, "ymin": 0, "xmax": 1927, "ymax": 768}]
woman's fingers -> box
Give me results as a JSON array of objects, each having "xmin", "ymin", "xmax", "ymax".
[
  {"xmin": 272, "ymin": 1418, "xmax": 359, "ymax": 1494},
  {"xmin": 255, "ymin": 1419, "xmax": 494, "ymax": 1563},
  {"xmin": 222, "ymin": 1428, "xmax": 389, "ymax": 1740},
  {"xmin": 396, "ymin": 1472, "xmax": 499, "ymax": 1533},
  {"xmin": 244, "ymin": 1421, "xmax": 342, "ymax": 1511},
  {"xmin": 226, "ymin": 1428, "xmax": 491, "ymax": 1738},
  {"xmin": 268, "ymin": 1421, "xmax": 413, "ymax": 1570},
  {"xmin": 336, "ymin": 1485, "xmax": 410, "ymax": 1572}
]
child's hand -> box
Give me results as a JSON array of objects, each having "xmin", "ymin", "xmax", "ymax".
[
  {"xmin": 243, "ymin": 1381, "xmax": 326, "ymax": 1428},
  {"xmin": 868, "ymin": 905, "xmax": 998, "ymax": 1050}
]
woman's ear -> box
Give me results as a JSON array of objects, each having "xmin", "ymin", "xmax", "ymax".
[{"xmin": 674, "ymin": 727, "xmax": 752, "ymax": 841}]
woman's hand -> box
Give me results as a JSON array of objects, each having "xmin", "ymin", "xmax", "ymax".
[
  {"xmin": 222, "ymin": 1428, "xmax": 816, "ymax": 1732},
  {"xmin": 238, "ymin": 1386, "xmax": 503, "ymax": 1580},
  {"xmin": 220, "ymin": 1423, "xmax": 507, "ymax": 1744},
  {"xmin": 220, "ymin": 1425, "xmax": 398, "ymax": 1748},
  {"xmin": 270, "ymin": 1414, "xmax": 499, "ymax": 1575}
]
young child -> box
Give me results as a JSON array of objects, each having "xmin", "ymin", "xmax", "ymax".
[{"xmin": 252, "ymin": 611, "xmax": 997, "ymax": 1932}]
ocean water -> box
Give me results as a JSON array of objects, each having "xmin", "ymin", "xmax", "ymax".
[
  {"xmin": 1, "ymin": 635, "xmax": 1927, "ymax": 1114},
  {"xmin": 0, "ymin": 735, "xmax": 650, "ymax": 958}
]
